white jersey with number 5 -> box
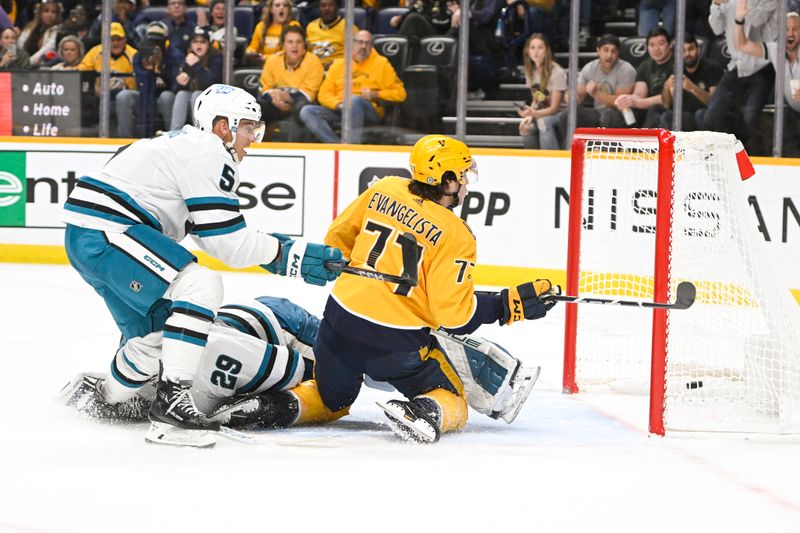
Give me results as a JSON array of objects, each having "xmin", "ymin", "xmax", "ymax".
[{"xmin": 62, "ymin": 126, "xmax": 279, "ymax": 268}]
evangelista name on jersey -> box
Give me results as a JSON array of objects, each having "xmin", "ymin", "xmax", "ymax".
[{"xmin": 366, "ymin": 191, "xmax": 443, "ymax": 246}]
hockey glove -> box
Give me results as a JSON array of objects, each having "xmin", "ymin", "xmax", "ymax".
[
  {"xmin": 262, "ymin": 233, "xmax": 343, "ymax": 286},
  {"xmin": 499, "ymin": 279, "xmax": 559, "ymax": 325}
]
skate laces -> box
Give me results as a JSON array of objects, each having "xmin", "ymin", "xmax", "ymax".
[{"xmin": 168, "ymin": 386, "xmax": 203, "ymax": 417}]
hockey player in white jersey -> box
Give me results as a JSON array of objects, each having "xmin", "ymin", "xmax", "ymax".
[
  {"xmin": 61, "ymin": 84, "xmax": 342, "ymax": 448},
  {"xmin": 61, "ymin": 296, "xmax": 320, "ymax": 425},
  {"xmin": 62, "ymin": 296, "xmax": 540, "ymax": 434}
]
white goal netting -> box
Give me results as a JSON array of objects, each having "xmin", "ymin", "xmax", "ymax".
[{"xmin": 571, "ymin": 131, "xmax": 800, "ymax": 433}]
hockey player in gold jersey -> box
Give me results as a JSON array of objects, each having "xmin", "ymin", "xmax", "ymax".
[{"xmin": 217, "ymin": 135, "xmax": 558, "ymax": 442}]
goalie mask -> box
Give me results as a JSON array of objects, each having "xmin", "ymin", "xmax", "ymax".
[{"xmin": 194, "ymin": 84, "xmax": 265, "ymax": 161}]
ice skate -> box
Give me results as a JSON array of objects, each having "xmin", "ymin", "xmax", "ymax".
[
  {"xmin": 59, "ymin": 372, "xmax": 151, "ymax": 423},
  {"xmin": 145, "ymin": 379, "xmax": 219, "ymax": 448},
  {"xmin": 378, "ymin": 397, "xmax": 441, "ymax": 444},
  {"xmin": 210, "ymin": 391, "xmax": 298, "ymax": 429}
]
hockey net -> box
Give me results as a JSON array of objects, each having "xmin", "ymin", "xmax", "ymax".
[{"xmin": 563, "ymin": 129, "xmax": 800, "ymax": 435}]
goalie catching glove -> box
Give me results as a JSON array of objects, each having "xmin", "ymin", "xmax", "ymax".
[
  {"xmin": 263, "ymin": 233, "xmax": 342, "ymax": 286},
  {"xmin": 500, "ymin": 279, "xmax": 560, "ymax": 325}
]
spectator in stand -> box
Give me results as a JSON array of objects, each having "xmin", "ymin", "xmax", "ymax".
[
  {"xmin": 18, "ymin": 0, "xmax": 62, "ymax": 68},
  {"xmin": 169, "ymin": 26, "xmax": 222, "ymax": 130},
  {"xmin": 614, "ymin": 27, "xmax": 673, "ymax": 127},
  {"xmin": 517, "ymin": 33, "xmax": 565, "ymax": 150},
  {"xmin": 0, "ymin": 26, "xmax": 31, "ymax": 69},
  {"xmin": 47, "ymin": 33, "xmax": 84, "ymax": 69},
  {"xmin": 245, "ymin": 0, "xmax": 299, "ymax": 67},
  {"xmin": 78, "ymin": 22, "xmax": 137, "ymax": 135},
  {"xmin": 196, "ymin": 0, "xmax": 238, "ymax": 52},
  {"xmin": 564, "ymin": 33, "xmax": 636, "ymax": 132},
  {"xmin": 307, "ymin": 0, "xmax": 356, "ymax": 70},
  {"xmin": 390, "ymin": 0, "xmax": 452, "ymax": 40},
  {"xmin": 57, "ymin": 3, "xmax": 91, "ymax": 51},
  {"xmin": 258, "ymin": 25, "xmax": 323, "ymax": 127},
  {"xmin": 165, "ymin": 0, "xmax": 195, "ymax": 53},
  {"xmin": 705, "ymin": 0, "xmax": 778, "ymax": 153},
  {"xmin": 448, "ymin": 0, "xmax": 504, "ymax": 100},
  {"xmin": 300, "ymin": 29, "xmax": 406, "ymax": 143},
  {"xmin": 128, "ymin": 21, "xmax": 176, "ymax": 137},
  {"xmin": 734, "ymin": 1, "xmax": 800, "ymax": 155},
  {"xmin": 638, "ymin": 0, "xmax": 675, "ymax": 37},
  {"xmin": 86, "ymin": 0, "xmax": 138, "ymax": 50},
  {"xmin": 659, "ymin": 33, "xmax": 723, "ymax": 130}
]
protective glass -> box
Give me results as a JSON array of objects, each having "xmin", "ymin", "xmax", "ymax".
[{"xmin": 236, "ymin": 121, "xmax": 266, "ymax": 143}]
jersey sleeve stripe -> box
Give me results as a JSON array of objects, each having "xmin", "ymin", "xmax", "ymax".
[
  {"xmin": 236, "ymin": 344, "xmax": 278, "ymax": 395},
  {"xmin": 110, "ymin": 358, "xmax": 150, "ymax": 388},
  {"xmin": 217, "ymin": 311, "xmax": 259, "ymax": 337},
  {"xmin": 121, "ymin": 350, "xmax": 150, "ymax": 377},
  {"xmin": 187, "ymin": 202, "xmax": 239, "ymax": 213},
  {"xmin": 75, "ymin": 177, "xmax": 162, "ymax": 230},
  {"xmin": 186, "ymin": 197, "xmax": 241, "ymax": 212},
  {"xmin": 163, "ymin": 325, "xmax": 209, "ymax": 347},
  {"xmin": 171, "ymin": 301, "xmax": 216, "ymax": 321},
  {"xmin": 218, "ymin": 304, "xmax": 281, "ymax": 344},
  {"xmin": 189, "ymin": 216, "xmax": 247, "ymax": 237},
  {"xmin": 272, "ymin": 348, "xmax": 300, "ymax": 390}
]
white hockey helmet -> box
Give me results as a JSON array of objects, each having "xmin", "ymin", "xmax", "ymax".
[{"xmin": 193, "ymin": 84, "xmax": 265, "ymax": 143}]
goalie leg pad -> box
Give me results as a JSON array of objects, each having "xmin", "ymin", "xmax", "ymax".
[{"xmin": 432, "ymin": 331, "xmax": 518, "ymax": 418}]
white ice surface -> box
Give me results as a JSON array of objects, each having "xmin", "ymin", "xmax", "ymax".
[{"xmin": 1, "ymin": 264, "xmax": 799, "ymax": 533}]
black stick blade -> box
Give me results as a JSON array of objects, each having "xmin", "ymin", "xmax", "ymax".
[{"xmin": 673, "ymin": 281, "xmax": 697, "ymax": 310}]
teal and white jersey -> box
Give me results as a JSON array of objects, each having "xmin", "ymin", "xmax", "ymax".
[
  {"xmin": 62, "ymin": 126, "xmax": 279, "ymax": 268},
  {"xmin": 192, "ymin": 297, "xmax": 319, "ymax": 412}
]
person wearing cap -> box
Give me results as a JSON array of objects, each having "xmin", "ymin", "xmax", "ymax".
[
  {"xmin": 561, "ymin": 33, "xmax": 636, "ymax": 135},
  {"xmin": 169, "ymin": 25, "xmax": 222, "ymax": 130},
  {"xmin": 77, "ymin": 21, "xmax": 137, "ymax": 93},
  {"xmin": 116, "ymin": 19, "xmax": 177, "ymax": 137},
  {"xmin": 17, "ymin": 0, "xmax": 62, "ymax": 67}
]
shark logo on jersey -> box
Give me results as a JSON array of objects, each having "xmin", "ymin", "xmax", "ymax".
[{"xmin": 130, "ymin": 280, "xmax": 142, "ymax": 292}]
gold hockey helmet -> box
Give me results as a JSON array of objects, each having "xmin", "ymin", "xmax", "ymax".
[{"xmin": 409, "ymin": 134, "xmax": 477, "ymax": 186}]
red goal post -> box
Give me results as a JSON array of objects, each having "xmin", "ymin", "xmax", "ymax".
[
  {"xmin": 564, "ymin": 128, "xmax": 674, "ymax": 435},
  {"xmin": 562, "ymin": 128, "xmax": 800, "ymax": 436}
]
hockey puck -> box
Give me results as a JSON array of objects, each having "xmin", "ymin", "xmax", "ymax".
[{"xmin": 686, "ymin": 380, "xmax": 703, "ymax": 390}]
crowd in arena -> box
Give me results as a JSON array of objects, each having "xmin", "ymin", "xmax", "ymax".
[{"xmin": 0, "ymin": 0, "xmax": 798, "ymax": 154}]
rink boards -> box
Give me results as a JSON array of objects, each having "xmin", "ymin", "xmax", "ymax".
[{"xmin": 0, "ymin": 137, "xmax": 797, "ymax": 302}]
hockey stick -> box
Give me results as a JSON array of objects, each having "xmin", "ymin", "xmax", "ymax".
[
  {"xmin": 541, "ymin": 281, "xmax": 697, "ymax": 310},
  {"xmin": 325, "ymin": 232, "xmax": 419, "ymax": 289}
]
